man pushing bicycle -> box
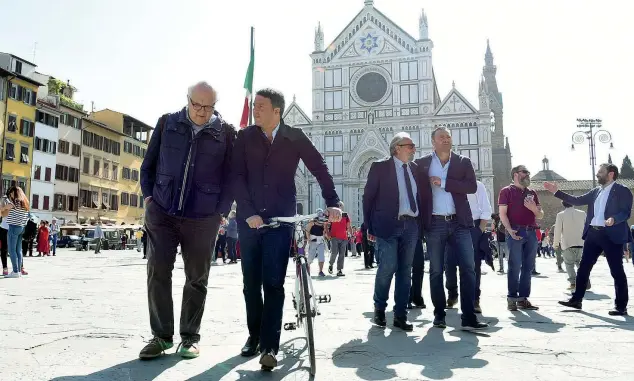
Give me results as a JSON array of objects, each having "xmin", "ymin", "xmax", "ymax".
[{"xmin": 232, "ymin": 88, "xmax": 341, "ymax": 371}]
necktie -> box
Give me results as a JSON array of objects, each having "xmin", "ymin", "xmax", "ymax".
[{"xmin": 402, "ymin": 163, "xmax": 417, "ymax": 214}]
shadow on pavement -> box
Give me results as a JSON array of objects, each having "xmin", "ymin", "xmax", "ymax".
[
  {"xmin": 584, "ymin": 291, "xmax": 611, "ymax": 301},
  {"xmin": 510, "ymin": 310, "xmax": 565, "ymax": 333},
  {"xmin": 187, "ymin": 353, "xmax": 252, "ymax": 381},
  {"xmin": 334, "ymin": 313, "xmax": 488, "ymax": 380},
  {"xmin": 576, "ymin": 310, "xmax": 634, "ymax": 331},
  {"xmin": 230, "ymin": 338, "xmax": 314, "ymax": 381},
  {"xmin": 50, "ymin": 356, "xmax": 183, "ymax": 381}
]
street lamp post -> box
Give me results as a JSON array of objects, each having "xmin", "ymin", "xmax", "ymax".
[{"xmin": 571, "ymin": 118, "xmax": 613, "ymax": 188}]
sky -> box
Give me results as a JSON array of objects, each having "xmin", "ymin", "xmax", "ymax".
[{"xmin": 1, "ymin": 0, "xmax": 632, "ymax": 180}]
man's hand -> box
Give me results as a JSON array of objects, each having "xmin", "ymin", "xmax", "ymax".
[
  {"xmin": 326, "ymin": 207, "xmax": 342, "ymax": 223},
  {"xmin": 543, "ymin": 182, "xmax": 558, "ymax": 194},
  {"xmin": 524, "ymin": 198, "xmax": 539, "ymax": 213},
  {"xmin": 605, "ymin": 217, "xmax": 615, "ymax": 227},
  {"xmin": 246, "ymin": 215, "xmax": 264, "ymax": 229},
  {"xmin": 430, "ymin": 176, "xmax": 441, "ymax": 187},
  {"xmin": 508, "ymin": 229, "xmax": 522, "ymax": 241},
  {"xmin": 144, "ymin": 196, "xmax": 153, "ymax": 205}
]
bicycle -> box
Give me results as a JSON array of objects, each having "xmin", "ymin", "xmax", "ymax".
[{"xmin": 258, "ymin": 212, "xmax": 332, "ymax": 376}]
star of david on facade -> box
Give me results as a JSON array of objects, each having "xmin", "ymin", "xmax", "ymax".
[{"xmin": 359, "ymin": 33, "xmax": 379, "ymax": 53}]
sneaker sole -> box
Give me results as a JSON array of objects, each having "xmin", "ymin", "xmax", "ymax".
[
  {"xmin": 461, "ymin": 325, "xmax": 489, "ymax": 331},
  {"xmin": 179, "ymin": 351, "xmax": 199, "ymax": 359},
  {"xmin": 139, "ymin": 352, "xmax": 167, "ymax": 360}
]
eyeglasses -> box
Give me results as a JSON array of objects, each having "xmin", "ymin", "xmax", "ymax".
[
  {"xmin": 398, "ymin": 144, "xmax": 416, "ymax": 149},
  {"xmin": 518, "ymin": 170, "xmax": 530, "ymax": 175},
  {"xmin": 188, "ymin": 96, "xmax": 215, "ymax": 112}
]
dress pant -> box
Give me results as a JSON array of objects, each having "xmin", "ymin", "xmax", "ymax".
[
  {"xmin": 572, "ymin": 227, "xmax": 628, "ymax": 311},
  {"xmin": 410, "ymin": 238, "xmax": 426, "ymax": 304},
  {"xmin": 145, "ymin": 201, "xmax": 222, "ymax": 342},
  {"xmin": 239, "ymin": 222, "xmax": 293, "ymax": 354}
]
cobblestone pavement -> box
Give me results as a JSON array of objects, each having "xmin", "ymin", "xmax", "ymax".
[{"xmin": 1, "ymin": 249, "xmax": 633, "ymax": 380}]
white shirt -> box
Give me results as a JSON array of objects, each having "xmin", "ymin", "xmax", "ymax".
[
  {"xmin": 467, "ymin": 180, "xmax": 492, "ymax": 221},
  {"xmin": 393, "ymin": 156, "xmax": 419, "ymax": 217},
  {"xmin": 429, "ymin": 152, "xmax": 456, "ymax": 215},
  {"xmin": 590, "ymin": 182, "xmax": 615, "ymax": 226},
  {"xmin": 554, "ymin": 207, "xmax": 586, "ymax": 250}
]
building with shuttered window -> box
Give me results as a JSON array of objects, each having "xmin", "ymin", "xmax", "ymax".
[{"xmin": 0, "ymin": 53, "xmax": 43, "ymax": 197}]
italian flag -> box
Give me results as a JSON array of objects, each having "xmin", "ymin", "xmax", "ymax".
[{"xmin": 240, "ymin": 27, "xmax": 255, "ymax": 128}]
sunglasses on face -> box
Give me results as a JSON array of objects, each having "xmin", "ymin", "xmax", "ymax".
[
  {"xmin": 518, "ymin": 170, "xmax": 530, "ymax": 175},
  {"xmin": 398, "ymin": 144, "xmax": 416, "ymax": 149}
]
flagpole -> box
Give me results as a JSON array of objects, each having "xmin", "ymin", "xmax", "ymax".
[{"xmin": 248, "ymin": 26, "xmax": 254, "ymax": 126}]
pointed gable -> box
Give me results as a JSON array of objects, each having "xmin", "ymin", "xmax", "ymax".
[
  {"xmin": 434, "ymin": 87, "xmax": 478, "ymax": 116},
  {"xmin": 348, "ymin": 128, "xmax": 390, "ymax": 163},
  {"xmin": 318, "ymin": 4, "xmax": 419, "ymax": 63},
  {"xmin": 283, "ymin": 98, "xmax": 312, "ymax": 126}
]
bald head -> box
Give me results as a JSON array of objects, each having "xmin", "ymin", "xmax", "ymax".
[{"xmin": 187, "ymin": 81, "xmax": 217, "ymax": 125}]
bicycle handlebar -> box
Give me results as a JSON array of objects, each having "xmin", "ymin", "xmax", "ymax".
[{"xmin": 259, "ymin": 211, "xmax": 329, "ymax": 229}]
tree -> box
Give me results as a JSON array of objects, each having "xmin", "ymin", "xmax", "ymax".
[
  {"xmin": 620, "ymin": 155, "xmax": 634, "ymax": 179},
  {"xmin": 608, "ymin": 154, "xmax": 613, "ymax": 164}
]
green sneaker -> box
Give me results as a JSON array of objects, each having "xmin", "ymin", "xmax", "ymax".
[
  {"xmin": 139, "ymin": 337, "xmax": 174, "ymax": 360},
  {"xmin": 177, "ymin": 339, "xmax": 200, "ymax": 359}
]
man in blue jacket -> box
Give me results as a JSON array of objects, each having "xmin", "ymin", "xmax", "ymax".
[
  {"xmin": 233, "ymin": 88, "xmax": 341, "ymax": 371},
  {"xmin": 139, "ymin": 81, "xmax": 236, "ymax": 359},
  {"xmin": 544, "ymin": 163, "xmax": 632, "ymax": 315}
]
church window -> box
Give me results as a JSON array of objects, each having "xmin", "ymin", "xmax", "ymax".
[
  {"xmin": 453, "ymin": 127, "xmax": 479, "ymax": 146},
  {"xmin": 459, "ymin": 149, "xmax": 479, "ymax": 170},
  {"xmin": 400, "ymin": 61, "xmax": 418, "ymax": 81},
  {"xmin": 325, "ymin": 91, "xmax": 342, "ymax": 110},
  {"xmin": 400, "ymin": 84, "xmax": 418, "ymax": 104},
  {"xmin": 325, "ymin": 69, "xmax": 342, "ymax": 88},
  {"xmin": 423, "ymin": 84, "xmax": 429, "ymax": 100},
  {"xmin": 325, "ymin": 135, "xmax": 343, "ymax": 152},
  {"xmin": 350, "ymin": 134, "xmax": 360, "ymax": 149},
  {"xmin": 325, "ymin": 155, "xmax": 343, "ymax": 175},
  {"xmin": 410, "ymin": 130, "xmax": 420, "ymax": 147}
]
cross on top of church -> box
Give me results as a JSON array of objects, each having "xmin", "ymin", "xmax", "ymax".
[{"xmin": 450, "ymin": 96, "xmax": 459, "ymax": 112}]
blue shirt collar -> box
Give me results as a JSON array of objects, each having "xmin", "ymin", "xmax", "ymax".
[{"xmin": 261, "ymin": 123, "xmax": 280, "ymax": 140}]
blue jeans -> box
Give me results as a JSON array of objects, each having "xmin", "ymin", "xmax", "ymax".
[
  {"xmin": 445, "ymin": 225, "xmax": 483, "ymax": 301},
  {"xmin": 238, "ymin": 222, "xmax": 293, "ymax": 354},
  {"xmin": 425, "ymin": 218, "xmax": 477, "ymax": 322},
  {"xmin": 51, "ymin": 234, "xmax": 58, "ymax": 255},
  {"xmin": 506, "ymin": 229, "xmax": 538, "ymax": 301},
  {"xmin": 226, "ymin": 237, "xmax": 238, "ymax": 262},
  {"xmin": 7, "ymin": 225, "xmax": 25, "ymax": 273},
  {"xmin": 373, "ymin": 218, "xmax": 419, "ymax": 318}
]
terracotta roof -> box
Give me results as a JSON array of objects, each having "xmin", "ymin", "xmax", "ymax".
[{"xmin": 532, "ymin": 179, "xmax": 634, "ymax": 191}]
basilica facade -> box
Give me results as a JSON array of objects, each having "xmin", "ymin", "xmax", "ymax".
[{"xmin": 285, "ymin": 0, "xmax": 512, "ymax": 226}]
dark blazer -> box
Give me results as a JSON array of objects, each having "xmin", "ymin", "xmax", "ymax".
[
  {"xmin": 554, "ymin": 182, "xmax": 633, "ymax": 244},
  {"xmin": 362, "ymin": 156, "xmax": 421, "ymax": 239},
  {"xmin": 414, "ymin": 152, "xmax": 477, "ymax": 230},
  {"xmin": 232, "ymin": 122, "xmax": 339, "ymax": 221}
]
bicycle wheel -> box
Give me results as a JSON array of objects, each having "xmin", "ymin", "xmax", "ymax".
[{"xmin": 300, "ymin": 260, "xmax": 316, "ymax": 375}]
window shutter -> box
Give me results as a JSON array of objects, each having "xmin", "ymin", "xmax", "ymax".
[
  {"xmin": 31, "ymin": 91, "xmax": 37, "ymax": 106},
  {"xmin": 17, "ymin": 86, "xmax": 23, "ymax": 101},
  {"xmin": 33, "ymin": 195, "xmax": 39, "ymax": 209},
  {"xmin": 19, "ymin": 119, "xmax": 24, "ymax": 135},
  {"xmin": 52, "ymin": 142, "xmax": 57, "ymax": 154},
  {"xmin": 43, "ymin": 196, "xmax": 49, "ymax": 211},
  {"xmin": 45, "ymin": 167, "xmax": 51, "ymax": 181}
]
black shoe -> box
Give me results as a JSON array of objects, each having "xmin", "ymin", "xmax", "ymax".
[
  {"xmin": 608, "ymin": 309, "xmax": 628, "ymax": 316},
  {"xmin": 337, "ymin": 270, "xmax": 345, "ymax": 277},
  {"xmin": 260, "ymin": 351, "xmax": 278, "ymax": 371},
  {"xmin": 139, "ymin": 337, "xmax": 174, "ymax": 360},
  {"xmin": 461, "ymin": 320, "xmax": 489, "ymax": 331},
  {"xmin": 240, "ymin": 336, "xmax": 260, "ymax": 357},
  {"xmin": 373, "ymin": 310, "xmax": 386, "ymax": 327},
  {"xmin": 559, "ymin": 299, "xmax": 582, "ymax": 309},
  {"xmin": 393, "ymin": 316, "xmax": 413, "ymax": 331},
  {"xmin": 369, "ymin": 264, "xmax": 374, "ymax": 268},
  {"xmin": 433, "ymin": 316, "xmax": 447, "ymax": 328},
  {"xmin": 328, "ymin": 264, "xmax": 333, "ymax": 274},
  {"xmin": 446, "ymin": 296, "xmax": 458, "ymax": 309},
  {"xmin": 532, "ymin": 271, "xmax": 541, "ymax": 276}
]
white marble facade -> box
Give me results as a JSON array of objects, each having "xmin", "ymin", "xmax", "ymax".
[{"xmin": 287, "ymin": 1, "xmax": 506, "ymax": 226}]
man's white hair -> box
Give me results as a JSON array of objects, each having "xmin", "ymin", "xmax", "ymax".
[
  {"xmin": 187, "ymin": 81, "xmax": 217, "ymax": 98},
  {"xmin": 389, "ymin": 132, "xmax": 412, "ymax": 156}
]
